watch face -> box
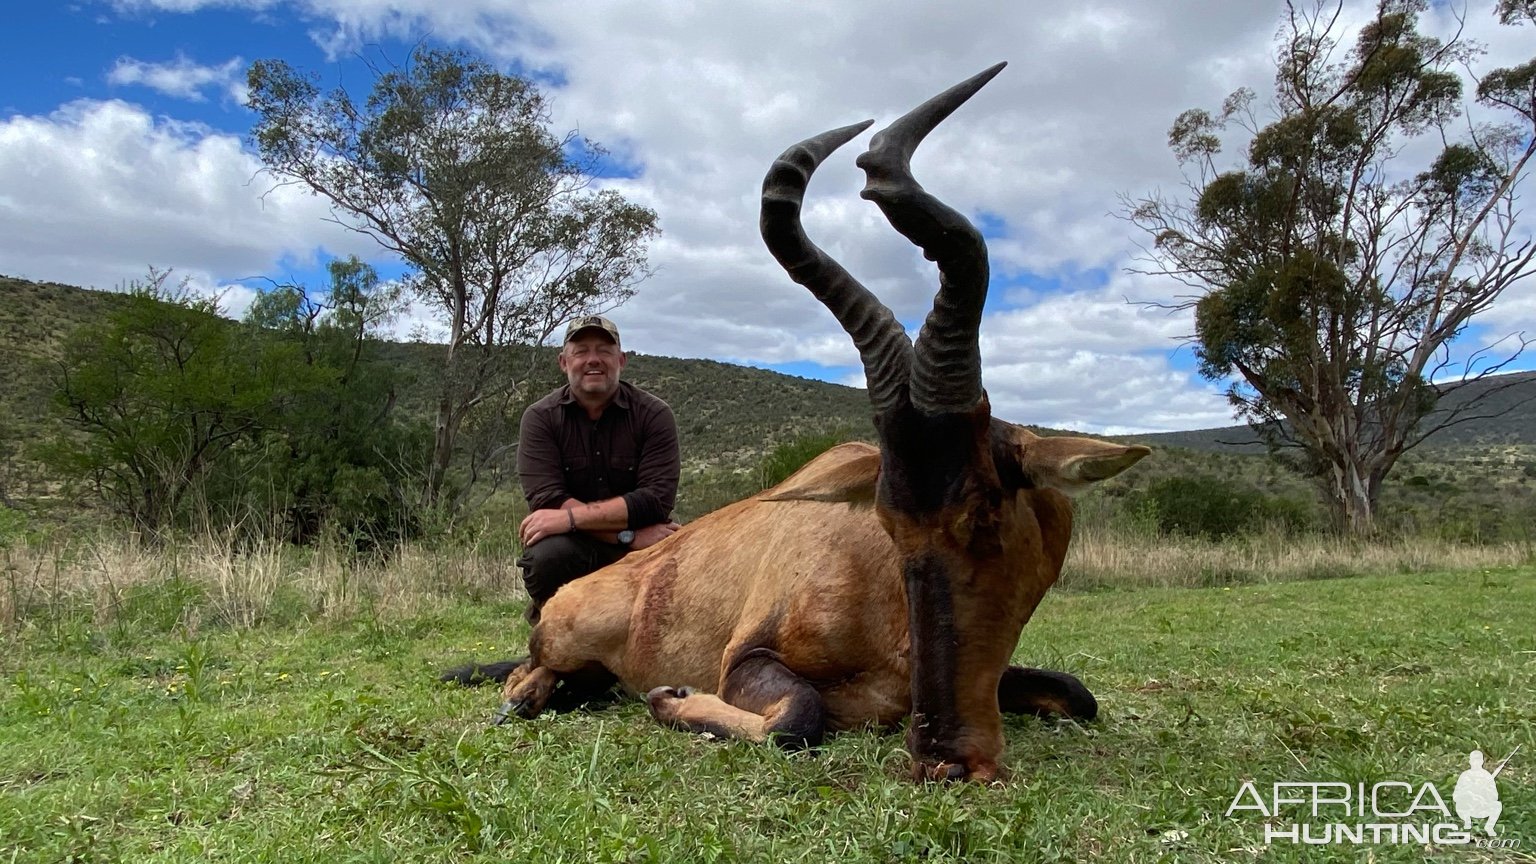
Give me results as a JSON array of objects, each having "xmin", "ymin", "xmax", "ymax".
[{"xmin": 618, "ymin": 530, "xmax": 636, "ymax": 545}]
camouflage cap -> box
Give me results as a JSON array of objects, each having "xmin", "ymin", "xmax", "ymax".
[{"xmin": 563, "ymin": 315, "xmax": 621, "ymax": 346}]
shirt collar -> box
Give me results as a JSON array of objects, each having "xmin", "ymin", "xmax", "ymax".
[{"xmin": 557, "ymin": 381, "xmax": 631, "ymax": 411}]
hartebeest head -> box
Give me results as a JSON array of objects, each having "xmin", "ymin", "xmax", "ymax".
[{"xmin": 761, "ymin": 64, "xmax": 1149, "ymax": 780}]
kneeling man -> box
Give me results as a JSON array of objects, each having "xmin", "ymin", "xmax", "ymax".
[{"xmin": 515, "ymin": 315, "xmax": 681, "ymax": 623}]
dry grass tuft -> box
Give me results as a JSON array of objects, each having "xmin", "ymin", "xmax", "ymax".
[
  {"xmin": 4, "ymin": 525, "xmax": 1530, "ymax": 635},
  {"xmin": 0, "ymin": 532, "xmax": 521, "ymax": 634},
  {"xmin": 1064, "ymin": 523, "xmax": 1534, "ymax": 590}
]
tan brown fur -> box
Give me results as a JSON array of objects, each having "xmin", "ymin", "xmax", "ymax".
[{"xmin": 494, "ymin": 427, "xmax": 1147, "ymax": 772}]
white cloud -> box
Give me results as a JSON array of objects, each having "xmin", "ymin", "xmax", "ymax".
[
  {"xmin": 0, "ymin": 98, "xmax": 375, "ymax": 301},
  {"xmin": 107, "ymin": 54, "xmax": 247, "ymax": 103},
  {"xmin": 16, "ymin": 0, "xmax": 1532, "ymax": 433},
  {"xmin": 109, "ymin": 0, "xmax": 279, "ymax": 11}
]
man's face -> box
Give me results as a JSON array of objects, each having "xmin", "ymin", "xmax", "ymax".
[{"xmin": 559, "ymin": 331, "xmax": 626, "ymax": 399}]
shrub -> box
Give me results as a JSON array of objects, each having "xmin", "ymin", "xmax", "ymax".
[
  {"xmin": 1252, "ymin": 493, "xmax": 1322, "ymax": 534},
  {"xmin": 0, "ymin": 506, "xmax": 28, "ymax": 549},
  {"xmin": 1134, "ymin": 475, "xmax": 1320, "ymax": 539},
  {"xmin": 1135, "ymin": 476, "xmax": 1248, "ymax": 539},
  {"xmin": 757, "ymin": 429, "xmax": 852, "ymax": 491}
]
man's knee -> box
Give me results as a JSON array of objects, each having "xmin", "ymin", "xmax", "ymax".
[{"xmin": 518, "ymin": 535, "xmax": 592, "ymax": 606}]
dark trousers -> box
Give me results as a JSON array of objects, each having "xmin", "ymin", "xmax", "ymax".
[{"xmin": 517, "ymin": 533, "xmax": 628, "ymax": 623}]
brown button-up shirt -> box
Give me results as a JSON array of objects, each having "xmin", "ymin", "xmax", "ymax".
[{"xmin": 516, "ymin": 381, "xmax": 680, "ymax": 529}]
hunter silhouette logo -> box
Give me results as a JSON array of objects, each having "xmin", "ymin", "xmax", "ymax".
[{"xmin": 1455, "ymin": 748, "xmax": 1515, "ymax": 837}]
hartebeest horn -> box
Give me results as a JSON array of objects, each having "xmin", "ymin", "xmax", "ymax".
[
  {"xmin": 761, "ymin": 119, "xmax": 915, "ymax": 415},
  {"xmin": 857, "ymin": 62, "xmax": 1005, "ymax": 416}
]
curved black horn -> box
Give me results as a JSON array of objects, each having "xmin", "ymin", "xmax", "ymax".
[
  {"xmin": 857, "ymin": 62, "xmax": 1005, "ymax": 416},
  {"xmin": 761, "ymin": 119, "xmax": 914, "ymax": 414}
]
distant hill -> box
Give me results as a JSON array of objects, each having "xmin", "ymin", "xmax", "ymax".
[
  {"xmin": 8, "ymin": 273, "xmax": 1534, "ymax": 464},
  {"xmin": 1128, "ymin": 370, "xmax": 1536, "ymax": 453}
]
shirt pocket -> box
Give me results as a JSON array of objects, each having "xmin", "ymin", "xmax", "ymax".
[{"xmin": 606, "ymin": 456, "xmax": 638, "ymax": 492}]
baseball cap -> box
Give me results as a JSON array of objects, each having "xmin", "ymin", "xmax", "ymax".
[{"xmin": 563, "ymin": 315, "xmax": 621, "ymax": 345}]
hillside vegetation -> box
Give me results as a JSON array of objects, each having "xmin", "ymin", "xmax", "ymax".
[{"xmin": 0, "ymin": 275, "xmax": 872, "ymax": 476}]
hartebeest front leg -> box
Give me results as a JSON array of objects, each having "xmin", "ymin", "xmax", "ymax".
[
  {"xmin": 646, "ymin": 647, "xmax": 827, "ymax": 749},
  {"xmin": 493, "ymin": 579, "xmax": 633, "ymax": 724}
]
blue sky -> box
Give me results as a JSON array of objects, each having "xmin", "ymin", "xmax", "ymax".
[{"xmin": 1, "ymin": 1, "xmax": 1530, "ymax": 433}]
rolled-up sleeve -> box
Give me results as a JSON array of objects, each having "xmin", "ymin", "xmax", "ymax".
[
  {"xmin": 517, "ymin": 403, "xmax": 569, "ymax": 512},
  {"xmin": 622, "ymin": 401, "xmax": 680, "ymax": 528}
]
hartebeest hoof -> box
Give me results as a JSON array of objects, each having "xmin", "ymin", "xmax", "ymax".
[
  {"xmin": 644, "ymin": 685, "xmax": 694, "ymax": 717},
  {"xmin": 499, "ymin": 665, "xmax": 557, "ymax": 720},
  {"xmin": 491, "ymin": 699, "xmax": 517, "ymax": 725},
  {"xmin": 490, "ymin": 697, "xmax": 544, "ymax": 725},
  {"xmin": 914, "ymin": 759, "xmax": 1002, "ymax": 784}
]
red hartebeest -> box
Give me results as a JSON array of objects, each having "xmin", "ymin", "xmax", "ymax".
[{"xmin": 445, "ymin": 63, "xmax": 1149, "ymax": 781}]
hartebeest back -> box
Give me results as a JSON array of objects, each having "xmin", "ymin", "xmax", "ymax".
[{"xmin": 446, "ymin": 65, "xmax": 1149, "ymax": 782}]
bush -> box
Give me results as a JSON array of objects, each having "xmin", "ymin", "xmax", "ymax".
[
  {"xmin": 0, "ymin": 506, "xmax": 28, "ymax": 548},
  {"xmin": 757, "ymin": 429, "xmax": 852, "ymax": 491},
  {"xmin": 1252, "ymin": 493, "xmax": 1322, "ymax": 534},
  {"xmin": 1133, "ymin": 475, "xmax": 1320, "ymax": 539}
]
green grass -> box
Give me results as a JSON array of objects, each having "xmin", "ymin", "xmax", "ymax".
[{"xmin": 2, "ymin": 568, "xmax": 1533, "ymax": 862}]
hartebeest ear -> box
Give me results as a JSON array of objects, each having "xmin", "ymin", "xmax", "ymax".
[{"xmin": 993, "ymin": 424, "xmax": 1150, "ymax": 495}]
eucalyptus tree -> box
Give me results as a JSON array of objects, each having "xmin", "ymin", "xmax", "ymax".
[
  {"xmin": 247, "ymin": 48, "xmax": 659, "ymax": 514},
  {"xmin": 1129, "ymin": 0, "xmax": 1535, "ymax": 533}
]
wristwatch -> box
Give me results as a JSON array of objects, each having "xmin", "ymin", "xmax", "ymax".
[{"xmin": 617, "ymin": 529, "xmax": 636, "ymax": 548}]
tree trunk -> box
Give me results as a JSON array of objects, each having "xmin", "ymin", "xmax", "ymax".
[
  {"xmin": 423, "ymin": 397, "xmax": 457, "ymax": 512},
  {"xmin": 1323, "ymin": 458, "xmax": 1376, "ymax": 536}
]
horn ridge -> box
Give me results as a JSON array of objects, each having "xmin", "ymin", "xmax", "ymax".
[
  {"xmin": 856, "ymin": 62, "xmax": 1005, "ymax": 416},
  {"xmin": 761, "ymin": 120, "xmax": 914, "ymax": 414}
]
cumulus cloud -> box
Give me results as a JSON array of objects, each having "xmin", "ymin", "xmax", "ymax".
[
  {"xmin": 107, "ymin": 54, "xmax": 248, "ymax": 103},
  {"xmin": 0, "ymin": 98, "xmax": 373, "ymax": 303},
  {"xmin": 20, "ymin": 0, "xmax": 1532, "ymax": 432}
]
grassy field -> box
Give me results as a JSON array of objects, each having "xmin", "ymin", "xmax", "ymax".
[{"xmin": 2, "ymin": 544, "xmax": 1532, "ymax": 863}]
